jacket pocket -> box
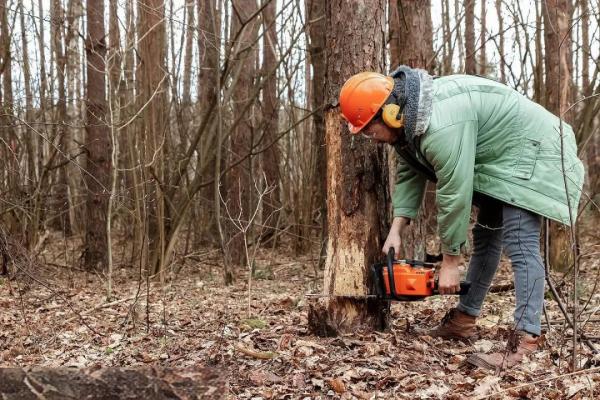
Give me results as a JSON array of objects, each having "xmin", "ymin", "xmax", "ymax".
[{"xmin": 513, "ymin": 138, "xmax": 541, "ymax": 180}]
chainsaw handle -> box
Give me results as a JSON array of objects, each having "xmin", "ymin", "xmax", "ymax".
[
  {"xmin": 432, "ymin": 281, "xmax": 471, "ymax": 296},
  {"xmin": 386, "ymin": 248, "xmax": 398, "ymax": 299}
]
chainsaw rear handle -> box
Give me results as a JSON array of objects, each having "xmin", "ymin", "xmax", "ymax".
[{"xmin": 433, "ymin": 280, "xmax": 471, "ymax": 296}]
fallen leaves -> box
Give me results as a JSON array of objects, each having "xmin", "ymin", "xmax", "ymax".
[{"xmin": 1, "ymin": 237, "xmax": 599, "ymax": 399}]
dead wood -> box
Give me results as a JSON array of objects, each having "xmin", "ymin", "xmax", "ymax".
[{"xmin": 0, "ymin": 366, "xmax": 224, "ymax": 400}]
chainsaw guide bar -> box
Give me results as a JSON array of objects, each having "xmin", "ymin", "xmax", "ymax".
[{"xmin": 304, "ymin": 293, "xmax": 380, "ymax": 299}]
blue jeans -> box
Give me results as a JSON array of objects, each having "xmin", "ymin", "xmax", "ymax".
[{"xmin": 456, "ymin": 193, "xmax": 545, "ymax": 336}]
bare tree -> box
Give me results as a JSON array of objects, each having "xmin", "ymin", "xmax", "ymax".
[
  {"xmin": 495, "ymin": 0, "xmax": 505, "ymax": 82},
  {"xmin": 308, "ymin": 0, "xmax": 390, "ymax": 336},
  {"xmin": 50, "ymin": 0, "xmax": 72, "ymax": 234},
  {"xmin": 225, "ymin": 0, "xmax": 260, "ymax": 267},
  {"xmin": 137, "ymin": 0, "xmax": 168, "ymax": 274},
  {"xmin": 388, "ymin": 0, "xmax": 435, "ymax": 261},
  {"xmin": 306, "ymin": 0, "xmax": 327, "ymax": 260},
  {"xmin": 197, "ymin": 0, "xmax": 220, "ymax": 246},
  {"xmin": 543, "ymin": 0, "xmax": 574, "ymax": 271},
  {"xmin": 261, "ymin": 0, "xmax": 281, "ymax": 239},
  {"xmin": 83, "ymin": 0, "xmax": 111, "ymax": 271},
  {"xmin": 479, "ymin": 0, "xmax": 486, "ymax": 74},
  {"xmin": 465, "ymin": 0, "xmax": 476, "ymax": 74}
]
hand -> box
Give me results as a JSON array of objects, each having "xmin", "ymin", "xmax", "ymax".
[
  {"xmin": 382, "ymin": 217, "xmax": 409, "ymax": 255},
  {"xmin": 382, "ymin": 230, "xmax": 401, "ymax": 256},
  {"xmin": 438, "ymin": 254, "xmax": 462, "ymax": 294}
]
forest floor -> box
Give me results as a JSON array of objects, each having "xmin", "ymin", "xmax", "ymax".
[{"xmin": 1, "ymin": 226, "xmax": 600, "ymax": 399}]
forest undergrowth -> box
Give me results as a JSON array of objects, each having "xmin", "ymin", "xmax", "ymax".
[{"xmin": 0, "ymin": 221, "xmax": 599, "ymax": 399}]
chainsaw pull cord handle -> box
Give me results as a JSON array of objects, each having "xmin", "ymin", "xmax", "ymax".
[{"xmin": 386, "ymin": 247, "xmax": 398, "ymax": 300}]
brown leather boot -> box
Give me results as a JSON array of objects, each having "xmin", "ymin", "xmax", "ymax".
[
  {"xmin": 422, "ymin": 308, "xmax": 477, "ymax": 340},
  {"xmin": 467, "ymin": 330, "xmax": 540, "ymax": 371}
]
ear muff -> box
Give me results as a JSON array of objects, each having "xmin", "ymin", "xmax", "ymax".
[{"xmin": 382, "ymin": 104, "xmax": 404, "ymax": 129}]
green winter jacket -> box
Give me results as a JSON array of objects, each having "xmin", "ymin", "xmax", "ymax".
[{"xmin": 392, "ymin": 75, "xmax": 585, "ymax": 255}]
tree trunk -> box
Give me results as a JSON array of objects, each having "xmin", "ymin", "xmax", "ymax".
[
  {"xmin": 18, "ymin": 0, "xmax": 35, "ymax": 219},
  {"xmin": 0, "ymin": 0, "xmax": 15, "ymax": 195},
  {"xmin": 182, "ymin": 0, "xmax": 194, "ymax": 106},
  {"xmin": 580, "ymin": 0, "xmax": 597, "ymax": 195},
  {"xmin": 0, "ymin": 367, "xmax": 224, "ymax": 400},
  {"xmin": 50, "ymin": 0, "xmax": 71, "ymax": 234},
  {"xmin": 225, "ymin": 0, "xmax": 260, "ymax": 267},
  {"xmin": 306, "ymin": 0, "xmax": 327, "ymax": 262},
  {"xmin": 465, "ymin": 0, "xmax": 476, "ymax": 74},
  {"xmin": 261, "ymin": 0, "xmax": 280, "ymax": 239},
  {"xmin": 479, "ymin": 0, "xmax": 486, "ymax": 75},
  {"xmin": 534, "ymin": 0, "xmax": 544, "ymax": 104},
  {"xmin": 543, "ymin": 0, "xmax": 575, "ymax": 271},
  {"xmin": 65, "ymin": 0, "xmax": 84, "ymax": 235},
  {"xmin": 455, "ymin": 0, "xmax": 464, "ymax": 73},
  {"xmin": 388, "ymin": 0, "xmax": 435, "ymax": 260},
  {"xmin": 308, "ymin": 0, "xmax": 390, "ymax": 336},
  {"xmin": 390, "ymin": 0, "xmax": 434, "ymax": 71},
  {"xmin": 83, "ymin": 0, "xmax": 111, "ymax": 271},
  {"xmin": 495, "ymin": 0, "xmax": 505, "ymax": 83},
  {"xmin": 138, "ymin": 0, "xmax": 168, "ymax": 274},
  {"xmin": 197, "ymin": 0, "xmax": 220, "ymax": 247}
]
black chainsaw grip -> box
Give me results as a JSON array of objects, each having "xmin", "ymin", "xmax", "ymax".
[
  {"xmin": 386, "ymin": 247, "xmax": 398, "ymax": 299},
  {"xmin": 433, "ymin": 281, "xmax": 471, "ymax": 296}
]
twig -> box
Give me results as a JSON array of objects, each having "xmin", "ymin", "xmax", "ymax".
[
  {"xmin": 473, "ymin": 366, "xmax": 600, "ymax": 400},
  {"xmin": 234, "ymin": 343, "xmax": 277, "ymax": 360},
  {"xmin": 63, "ymin": 294, "xmax": 148, "ymax": 324},
  {"xmin": 545, "ymin": 272, "xmax": 597, "ymax": 352}
]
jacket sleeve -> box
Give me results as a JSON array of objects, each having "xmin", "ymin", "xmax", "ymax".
[
  {"xmin": 392, "ymin": 156, "xmax": 427, "ymax": 219},
  {"xmin": 420, "ymin": 121, "xmax": 477, "ymax": 255}
]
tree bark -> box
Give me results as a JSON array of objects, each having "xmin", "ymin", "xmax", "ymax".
[
  {"xmin": 388, "ymin": 0, "xmax": 435, "ymax": 260},
  {"xmin": 0, "ymin": 367, "xmax": 224, "ymax": 400},
  {"xmin": 543, "ymin": 0, "xmax": 575, "ymax": 271},
  {"xmin": 534, "ymin": 0, "xmax": 544, "ymax": 104},
  {"xmin": 18, "ymin": 0, "xmax": 35, "ymax": 201},
  {"xmin": 50, "ymin": 0, "xmax": 72, "ymax": 234},
  {"xmin": 306, "ymin": 0, "xmax": 327, "ymax": 261},
  {"xmin": 225, "ymin": 0, "xmax": 260, "ymax": 267},
  {"xmin": 138, "ymin": 0, "xmax": 168, "ymax": 274},
  {"xmin": 83, "ymin": 0, "xmax": 111, "ymax": 271},
  {"xmin": 390, "ymin": 0, "xmax": 434, "ymax": 71},
  {"xmin": 197, "ymin": 0, "xmax": 220, "ymax": 247},
  {"xmin": 455, "ymin": 0, "xmax": 464, "ymax": 73},
  {"xmin": 308, "ymin": 0, "xmax": 390, "ymax": 336},
  {"xmin": 479, "ymin": 0, "xmax": 486, "ymax": 75},
  {"xmin": 261, "ymin": 0, "xmax": 281, "ymax": 239},
  {"xmin": 182, "ymin": 0, "xmax": 194, "ymax": 106},
  {"xmin": 0, "ymin": 0, "xmax": 15, "ymax": 194},
  {"xmin": 465, "ymin": 0, "xmax": 476, "ymax": 74},
  {"xmin": 580, "ymin": 0, "xmax": 597, "ymax": 194},
  {"xmin": 495, "ymin": 0, "xmax": 505, "ymax": 83}
]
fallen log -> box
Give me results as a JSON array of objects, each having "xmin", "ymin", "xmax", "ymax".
[{"xmin": 0, "ymin": 366, "xmax": 224, "ymax": 400}]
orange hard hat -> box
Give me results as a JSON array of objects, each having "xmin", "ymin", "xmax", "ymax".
[{"xmin": 339, "ymin": 72, "xmax": 394, "ymax": 134}]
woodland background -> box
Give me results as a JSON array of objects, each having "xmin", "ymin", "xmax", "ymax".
[{"xmin": 0, "ymin": 0, "xmax": 599, "ymax": 398}]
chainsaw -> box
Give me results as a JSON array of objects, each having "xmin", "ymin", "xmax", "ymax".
[{"xmin": 370, "ymin": 248, "xmax": 471, "ymax": 301}]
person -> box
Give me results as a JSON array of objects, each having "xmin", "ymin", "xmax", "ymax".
[{"xmin": 338, "ymin": 66, "xmax": 584, "ymax": 370}]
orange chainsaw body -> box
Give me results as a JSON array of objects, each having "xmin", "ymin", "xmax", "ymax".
[{"xmin": 382, "ymin": 261, "xmax": 435, "ymax": 297}]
